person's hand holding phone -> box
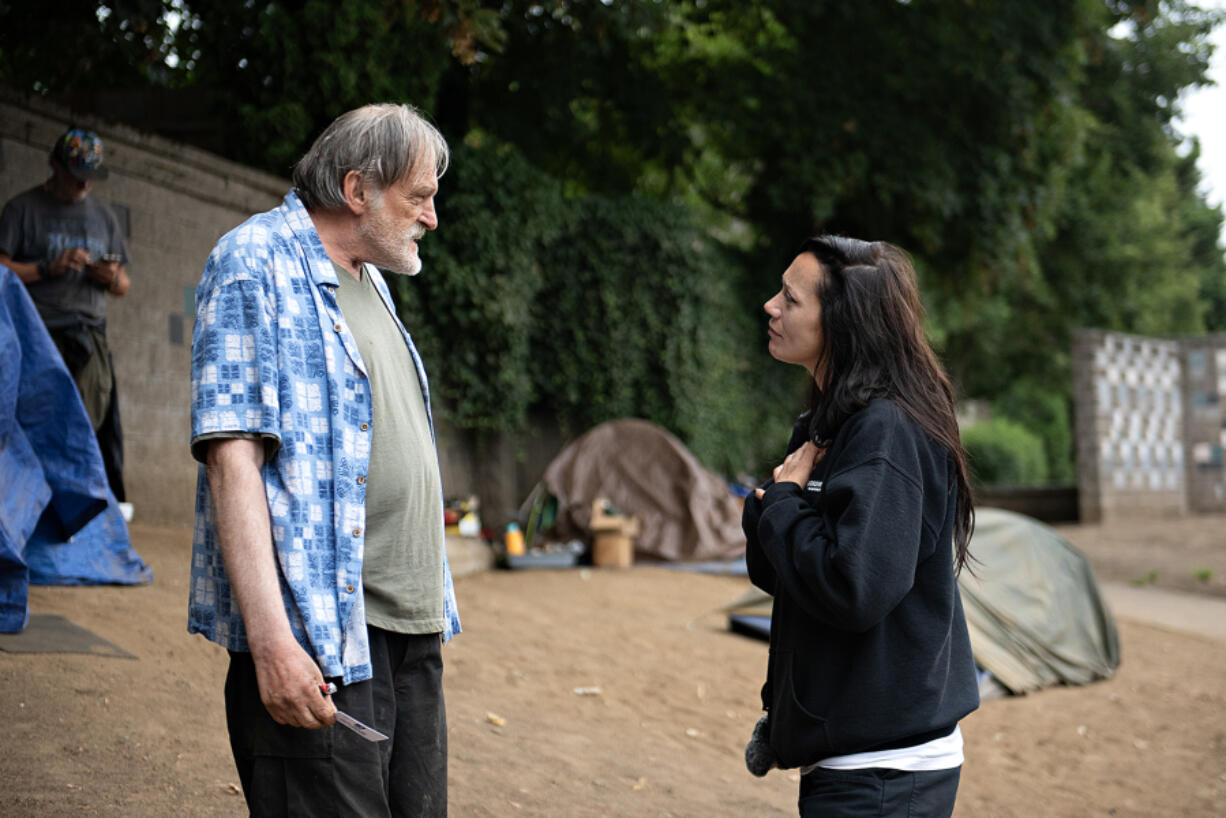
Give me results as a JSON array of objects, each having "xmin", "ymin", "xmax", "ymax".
[{"xmin": 85, "ymin": 253, "xmax": 121, "ymax": 287}]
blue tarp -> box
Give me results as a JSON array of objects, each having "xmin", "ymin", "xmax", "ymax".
[{"xmin": 0, "ymin": 265, "xmax": 151, "ymax": 633}]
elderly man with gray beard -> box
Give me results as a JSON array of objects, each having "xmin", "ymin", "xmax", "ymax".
[{"xmin": 188, "ymin": 104, "xmax": 461, "ymax": 817}]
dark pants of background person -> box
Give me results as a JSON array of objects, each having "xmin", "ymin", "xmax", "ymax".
[
  {"xmin": 798, "ymin": 765, "xmax": 961, "ymax": 818},
  {"xmin": 48, "ymin": 322, "xmax": 125, "ymax": 502},
  {"xmin": 226, "ymin": 627, "xmax": 447, "ymax": 818}
]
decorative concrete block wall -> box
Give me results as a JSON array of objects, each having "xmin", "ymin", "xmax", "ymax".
[
  {"xmin": 1073, "ymin": 328, "xmax": 1226, "ymax": 522},
  {"xmin": 1073, "ymin": 329, "xmax": 1186, "ymax": 522},
  {"xmin": 1180, "ymin": 336, "xmax": 1226, "ymax": 513}
]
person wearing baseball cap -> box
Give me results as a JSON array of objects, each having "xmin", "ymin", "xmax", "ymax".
[
  {"xmin": 0, "ymin": 127, "xmax": 132, "ymax": 502},
  {"xmin": 51, "ymin": 128, "xmax": 111, "ymax": 182}
]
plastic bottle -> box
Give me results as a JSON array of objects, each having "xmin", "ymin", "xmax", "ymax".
[{"xmin": 504, "ymin": 522, "xmax": 525, "ymax": 556}]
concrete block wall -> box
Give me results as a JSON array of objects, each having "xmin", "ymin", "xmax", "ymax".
[
  {"xmin": 1074, "ymin": 329, "xmax": 1226, "ymax": 521},
  {"xmin": 2, "ymin": 89, "xmax": 286, "ymax": 525},
  {"xmin": 1073, "ymin": 329, "xmax": 1186, "ymax": 522},
  {"xmin": 1180, "ymin": 336, "xmax": 1226, "ymax": 512},
  {"xmin": 437, "ymin": 414, "xmax": 569, "ymax": 535}
]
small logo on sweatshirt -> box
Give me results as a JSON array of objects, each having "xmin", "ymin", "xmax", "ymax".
[{"xmin": 806, "ymin": 479, "xmax": 823, "ymax": 493}]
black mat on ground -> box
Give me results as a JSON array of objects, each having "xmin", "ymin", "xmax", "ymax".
[
  {"xmin": 728, "ymin": 614, "xmax": 770, "ymax": 640},
  {"xmin": 0, "ymin": 614, "xmax": 135, "ymax": 658}
]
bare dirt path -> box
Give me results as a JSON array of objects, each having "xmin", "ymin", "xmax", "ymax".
[
  {"xmin": 2, "ymin": 518, "xmax": 1224, "ymax": 816},
  {"xmin": 1054, "ymin": 512, "xmax": 1226, "ymax": 598}
]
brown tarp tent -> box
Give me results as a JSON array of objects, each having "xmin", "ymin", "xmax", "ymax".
[{"xmin": 541, "ymin": 418, "xmax": 747, "ymax": 562}]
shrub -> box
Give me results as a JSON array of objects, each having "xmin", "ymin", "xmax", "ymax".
[
  {"xmin": 992, "ymin": 380, "xmax": 1074, "ymax": 483},
  {"xmin": 961, "ymin": 417, "xmax": 1049, "ymax": 487}
]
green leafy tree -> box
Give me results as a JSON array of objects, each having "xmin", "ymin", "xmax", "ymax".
[
  {"xmin": 166, "ymin": 1, "xmax": 460, "ymax": 174},
  {"xmin": 0, "ymin": 0, "xmax": 178, "ymax": 94},
  {"xmin": 6, "ymin": 0, "xmax": 1224, "ymax": 483},
  {"xmin": 980, "ymin": 1, "xmax": 1226, "ymax": 478}
]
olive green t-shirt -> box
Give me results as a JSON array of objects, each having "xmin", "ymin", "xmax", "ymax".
[{"xmin": 333, "ymin": 262, "xmax": 445, "ymax": 633}]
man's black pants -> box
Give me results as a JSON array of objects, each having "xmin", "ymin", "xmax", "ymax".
[{"xmin": 226, "ymin": 627, "xmax": 447, "ymax": 817}]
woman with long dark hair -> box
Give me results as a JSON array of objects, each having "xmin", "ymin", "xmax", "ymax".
[{"xmin": 742, "ymin": 236, "xmax": 979, "ymax": 817}]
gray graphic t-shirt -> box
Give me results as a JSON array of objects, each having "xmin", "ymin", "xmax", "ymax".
[{"xmin": 0, "ymin": 185, "xmax": 130, "ymax": 328}]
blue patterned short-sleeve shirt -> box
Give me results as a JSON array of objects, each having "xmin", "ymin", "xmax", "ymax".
[{"xmin": 188, "ymin": 191, "xmax": 460, "ymax": 684}]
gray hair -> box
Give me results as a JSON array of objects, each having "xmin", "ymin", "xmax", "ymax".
[{"xmin": 292, "ymin": 103, "xmax": 449, "ymax": 211}]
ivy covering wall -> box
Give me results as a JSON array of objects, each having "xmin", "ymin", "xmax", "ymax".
[{"xmin": 393, "ymin": 141, "xmax": 800, "ymax": 477}]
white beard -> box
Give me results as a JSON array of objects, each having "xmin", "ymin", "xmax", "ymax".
[{"xmin": 358, "ymin": 196, "xmax": 425, "ymax": 276}]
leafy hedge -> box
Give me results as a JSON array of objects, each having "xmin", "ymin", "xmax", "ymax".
[
  {"xmin": 390, "ymin": 140, "xmax": 567, "ymax": 433},
  {"xmin": 991, "ymin": 379, "xmax": 1074, "ymax": 483},
  {"xmin": 961, "ymin": 417, "xmax": 1049, "ymax": 487},
  {"xmin": 392, "ymin": 140, "xmax": 793, "ymax": 477}
]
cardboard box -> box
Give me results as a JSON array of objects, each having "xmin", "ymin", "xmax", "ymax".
[
  {"xmin": 593, "ymin": 530, "xmax": 634, "ymax": 567},
  {"xmin": 590, "ymin": 498, "xmax": 640, "ymax": 568}
]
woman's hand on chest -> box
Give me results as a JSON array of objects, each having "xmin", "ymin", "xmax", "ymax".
[{"xmin": 755, "ymin": 441, "xmax": 826, "ymax": 499}]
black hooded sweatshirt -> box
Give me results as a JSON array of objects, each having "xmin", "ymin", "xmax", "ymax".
[{"xmin": 743, "ymin": 399, "xmax": 979, "ymax": 768}]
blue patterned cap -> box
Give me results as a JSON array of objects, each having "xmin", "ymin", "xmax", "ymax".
[{"xmin": 51, "ymin": 128, "xmax": 109, "ymax": 181}]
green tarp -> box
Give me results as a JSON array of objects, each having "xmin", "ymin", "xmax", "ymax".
[
  {"xmin": 958, "ymin": 508, "xmax": 1120, "ymax": 693},
  {"xmin": 726, "ymin": 507, "xmax": 1121, "ymax": 695}
]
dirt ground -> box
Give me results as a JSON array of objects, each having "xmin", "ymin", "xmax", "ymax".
[
  {"xmin": 2, "ymin": 515, "xmax": 1225, "ymax": 817},
  {"xmin": 1052, "ymin": 514, "xmax": 1226, "ymax": 599}
]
